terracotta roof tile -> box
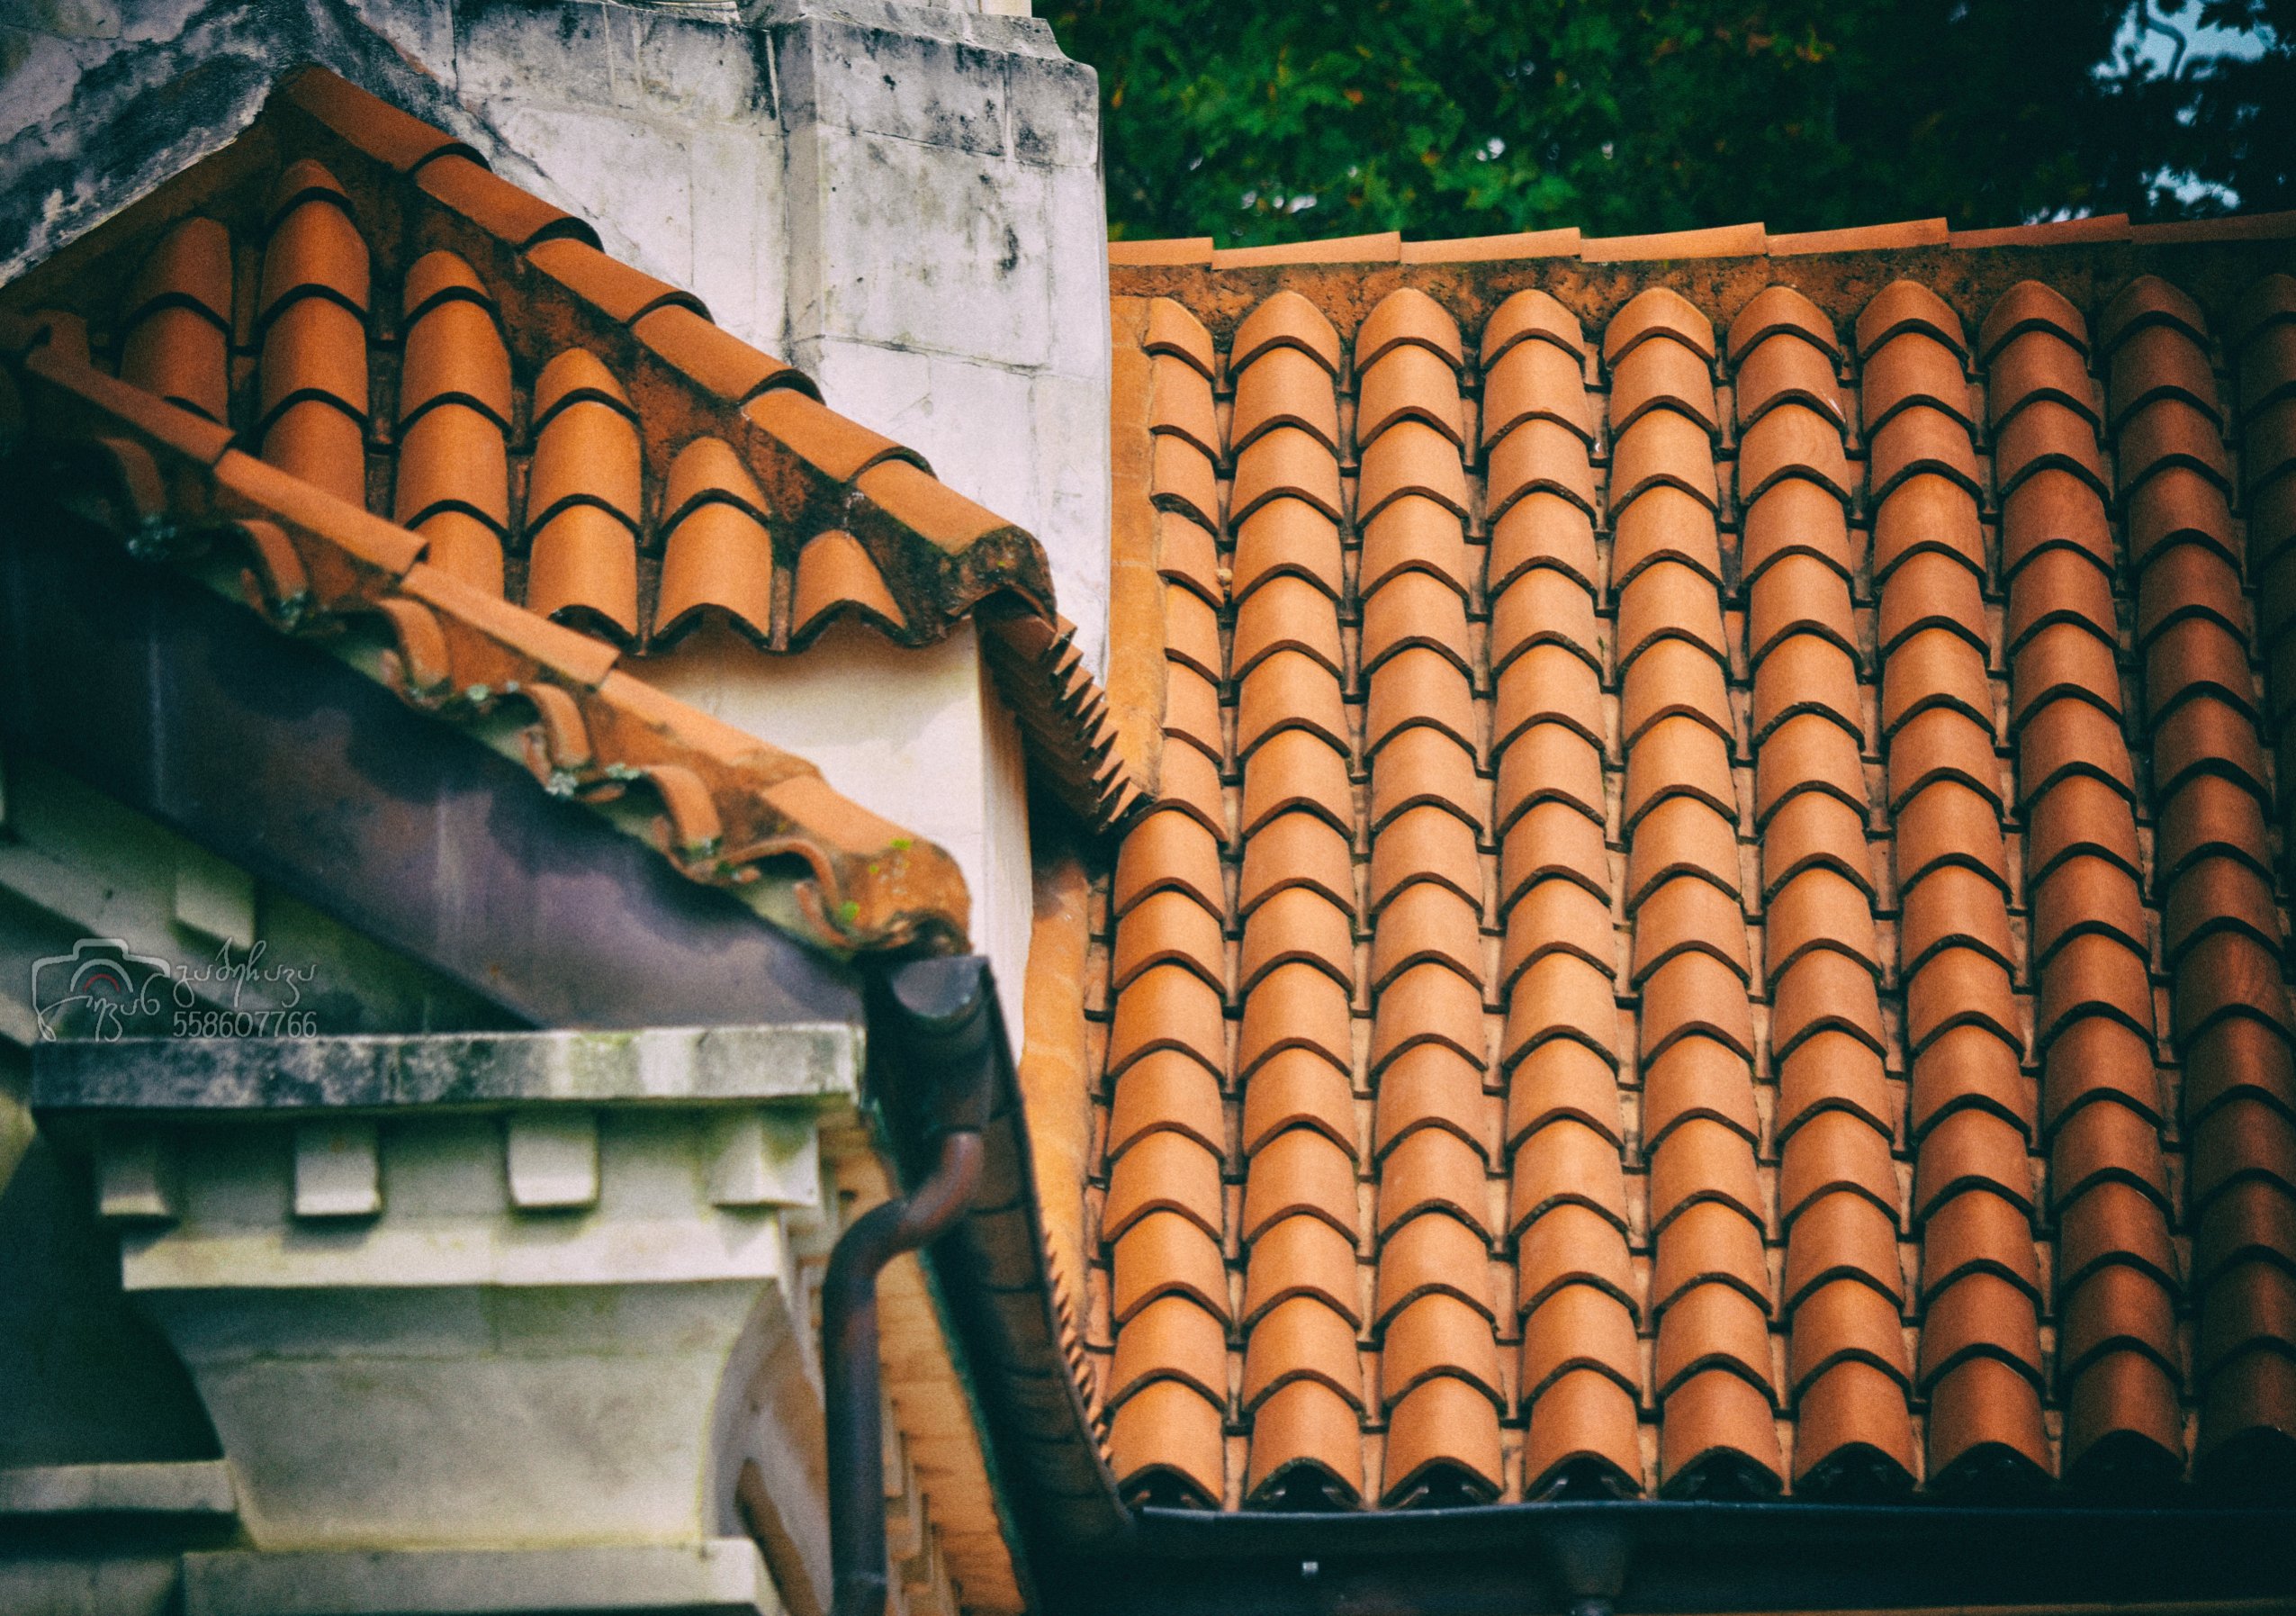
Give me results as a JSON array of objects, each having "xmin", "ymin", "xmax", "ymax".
[
  {"xmin": 1486, "ymin": 417, "xmax": 1599, "ymax": 522},
  {"xmin": 1230, "ymin": 345, "xmax": 1337, "ymax": 452},
  {"xmin": 1109, "ymin": 964, "xmax": 1227, "ymax": 1080},
  {"xmin": 1109, "ymin": 1052, "xmax": 1226, "ymax": 1160},
  {"xmin": 1993, "ymin": 330, "xmax": 2102, "ymax": 429},
  {"xmin": 1117, "ymin": 888, "xmax": 1229, "ymax": 994},
  {"xmin": 1232, "ymin": 288, "xmax": 1341, "ymax": 375},
  {"xmin": 1356, "ymin": 285, "xmax": 1464, "ymax": 372},
  {"xmin": 1239, "ymin": 961, "xmax": 1354, "ymax": 1078},
  {"xmin": 1244, "ymin": 1378, "xmax": 1364, "ymax": 1507},
  {"xmin": 1728, "ymin": 285, "xmax": 1842, "ymax": 364},
  {"xmin": 1759, "ymin": 792, "xmax": 1872, "ymax": 900},
  {"xmin": 1609, "ymin": 409, "xmax": 1721, "ymax": 511},
  {"xmin": 1238, "ymin": 1059, "xmax": 1353, "ymax": 1173},
  {"xmin": 1861, "ymin": 333, "xmax": 1972, "ymax": 432},
  {"xmin": 1480, "ymin": 287, "xmax": 1588, "ymax": 366},
  {"xmin": 1373, "ymin": 1047, "xmax": 1490, "ymax": 1160},
  {"xmin": 1855, "ymin": 280, "xmax": 1967, "ymax": 360},
  {"xmin": 1233, "ymin": 426, "xmax": 1345, "ymax": 522},
  {"xmin": 1520, "ymin": 1284, "xmax": 1641, "ymax": 1399},
  {"xmin": 1243, "ymin": 1214, "xmax": 1361, "ymax": 1328},
  {"xmin": 1483, "ymin": 337, "xmax": 1598, "ymax": 447},
  {"xmin": 1104, "ymin": 1128, "xmax": 1226, "ymax": 1241},
  {"xmin": 1605, "ymin": 286, "xmax": 1716, "ymax": 365},
  {"xmin": 1108, "ymin": 1379, "xmax": 1226, "ymax": 1508},
  {"xmin": 1242, "ymin": 1127, "xmax": 1358, "ymax": 1243},
  {"xmin": 1089, "ymin": 252, "xmax": 2296, "ymax": 1516},
  {"xmin": 527, "ymin": 505, "xmax": 639, "ymax": 643},
  {"xmin": 1241, "ymin": 729, "xmax": 1352, "ymax": 837},
  {"xmin": 1144, "ymin": 297, "xmax": 1217, "ymax": 376},
  {"xmin": 1977, "ymin": 279, "xmax": 2089, "ymax": 360},
  {"xmin": 1241, "ymin": 1296, "xmax": 1363, "ymax": 1411},
  {"xmin": 416, "ymin": 153, "xmax": 581, "ymax": 254},
  {"xmin": 1736, "ymin": 338, "xmax": 1846, "ymax": 429},
  {"xmin": 1380, "ymin": 1376, "xmax": 1503, "ymax": 1505},
  {"xmin": 1767, "ymin": 217, "xmax": 1949, "ymax": 255},
  {"xmin": 1780, "ymin": 1191, "xmax": 1902, "ymax": 1314},
  {"xmin": 258, "ymin": 163, "xmax": 369, "ymax": 320},
  {"xmin": 1376, "ymin": 1130, "xmax": 1492, "ymax": 1237},
  {"xmin": 17, "ymin": 68, "xmax": 1143, "ymax": 956},
  {"xmin": 1109, "ymin": 1294, "xmax": 1228, "ymax": 1407},
  {"xmin": 1611, "ymin": 335, "xmax": 1719, "ymax": 434},
  {"xmin": 1659, "ymin": 1366, "xmax": 1783, "ymax": 1496},
  {"xmin": 1240, "ymin": 886, "xmax": 1351, "ymax": 993}
]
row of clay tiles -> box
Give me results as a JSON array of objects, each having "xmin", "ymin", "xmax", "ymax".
[
  {"xmin": 1083, "ymin": 270, "xmax": 2296, "ymax": 1509},
  {"xmin": 113, "ymin": 161, "xmax": 913, "ymax": 654},
  {"xmin": 1107, "ymin": 209, "xmax": 2296, "ymax": 272}
]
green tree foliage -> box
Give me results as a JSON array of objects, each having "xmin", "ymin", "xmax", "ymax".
[{"xmin": 1041, "ymin": 0, "xmax": 2294, "ymax": 245}]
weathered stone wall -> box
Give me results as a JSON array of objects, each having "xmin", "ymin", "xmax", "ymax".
[{"xmin": 0, "ymin": 0, "xmax": 1112, "ymax": 669}]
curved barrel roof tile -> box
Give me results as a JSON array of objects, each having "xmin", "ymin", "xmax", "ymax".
[
  {"xmin": 1093, "ymin": 230, "xmax": 2296, "ymax": 1513},
  {"xmin": 1, "ymin": 67, "xmax": 1150, "ymax": 955}
]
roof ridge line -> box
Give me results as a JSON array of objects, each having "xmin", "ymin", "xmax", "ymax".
[{"xmin": 1110, "ymin": 206, "xmax": 2296, "ymax": 272}]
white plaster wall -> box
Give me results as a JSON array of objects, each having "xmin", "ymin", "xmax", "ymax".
[{"xmin": 637, "ymin": 622, "xmax": 1032, "ymax": 1044}]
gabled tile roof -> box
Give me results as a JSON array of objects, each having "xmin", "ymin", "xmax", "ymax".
[
  {"xmin": 1085, "ymin": 230, "xmax": 2296, "ymax": 1512},
  {"xmin": 0, "ymin": 68, "xmax": 1142, "ymax": 956}
]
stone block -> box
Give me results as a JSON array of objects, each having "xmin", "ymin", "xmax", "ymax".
[
  {"xmin": 706, "ymin": 1110, "xmax": 820, "ymax": 1209},
  {"xmin": 686, "ymin": 121, "xmax": 788, "ymax": 354},
  {"xmin": 345, "ymin": 0, "xmax": 450, "ymax": 72},
  {"xmin": 292, "ymin": 1119, "xmax": 379, "ymax": 1218},
  {"xmin": 0, "ymin": 0, "xmax": 122, "ymax": 41},
  {"xmin": 0, "ymin": 1553, "xmax": 180, "ymax": 1616},
  {"xmin": 95, "ymin": 1124, "xmax": 176, "ymax": 1223},
  {"xmin": 0, "ymin": 1458, "xmax": 234, "ymax": 1516},
  {"xmin": 788, "ymin": 125, "xmax": 1056, "ymax": 366},
  {"xmin": 448, "ymin": 2, "xmax": 619, "ymax": 111},
  {"xmin": 489, "ymin": 104, "xmax": 698, "ymax": 287},
  {"xmin": 180, "ymin": 1539, "xmax": 780, "ymax": 1615},
  {"xmin": 1005, "ymin": 43, "xmax": 1097, "ymax": 169},
  {"xmin": 505, "ymin": 1110, "xmax": 599, "ymax": 1210},
  {"xmin": 776, "ymin": 15, "xmax": 1010, "ymax": 157},
  {"xmin": 799, "ymin": 338, "xmax": 1038, "ymax": 521},
  {"xmin": 626, "ymin": 9, "xmax": 772, "ymax": 123}
]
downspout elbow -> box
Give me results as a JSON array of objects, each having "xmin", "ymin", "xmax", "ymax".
[{"xmin": 824, "ymin": 955, "xmax": 1002, "ymax": 1616}]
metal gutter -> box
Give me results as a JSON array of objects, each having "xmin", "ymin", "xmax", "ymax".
[{"xmin": 1031, "ymin": 1498, "xmax": 2296, "ymax": 1615}]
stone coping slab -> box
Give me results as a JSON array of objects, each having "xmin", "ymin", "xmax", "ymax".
[
  {"xmin": 181, "ymin": 1539, "xmax": 779, "ymax": 1616},
  {"xmin": 0, "ymin": 1460, "xmax": 236, "ymax": 1519},
  {"xmin": 32, "ymin": 1025, "xmax": 860, "ymax": 1116}
]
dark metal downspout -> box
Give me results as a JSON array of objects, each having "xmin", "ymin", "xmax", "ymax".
[{"xmin": 824, "ymin": 956, "xmax": 1000, "ymax": 1616}]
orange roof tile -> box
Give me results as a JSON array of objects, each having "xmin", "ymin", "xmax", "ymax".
[
  {"xmin": 1, "ymin": 67, "xmax": 1155, "ymax": 956},
  {"xmin": 1087, "ymin": 229, "xmax": 2296, "ymax": 1513}
]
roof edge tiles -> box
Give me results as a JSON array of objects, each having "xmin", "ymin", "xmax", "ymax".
[
  {"xmin": 2, "ymin": 308, "xmax": 975, "ymax": 958},
  {"xmin": 1109, "ymin": 208, "xmax": 2296, "ymax": 272}
]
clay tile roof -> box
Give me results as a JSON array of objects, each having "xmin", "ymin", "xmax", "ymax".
[
  {"xmin": 1094, "ymin": 208, "xmax": 2296, "ymax": 1517},
  {"xmin": 2, "ymin": 65, "xmax": 1155, "ymax": 959}
]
